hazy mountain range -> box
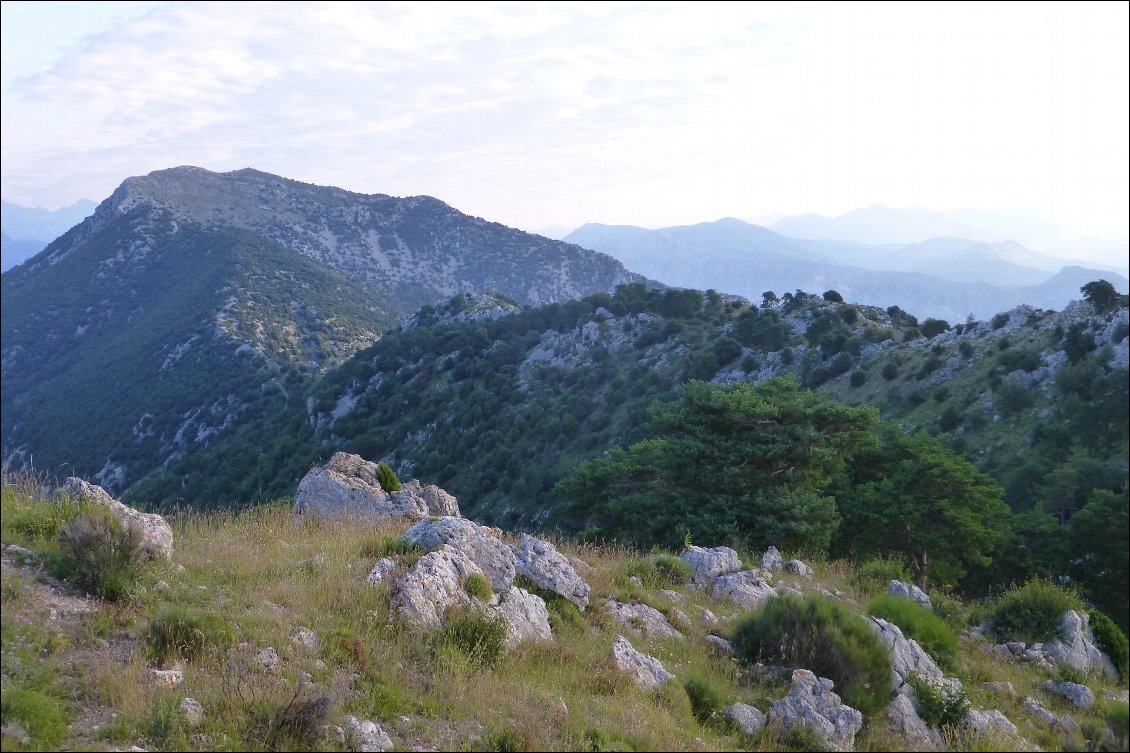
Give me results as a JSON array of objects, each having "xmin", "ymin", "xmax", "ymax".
[
  {"xmin": 1, "ymin": 198, "xmax": 98, "ymax": 271},
  {"xmin": 565, "ymin": 218, "xmax": 1128, "ymax": 322}
]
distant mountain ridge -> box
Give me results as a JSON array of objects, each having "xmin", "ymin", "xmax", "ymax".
[
  {"xmin": 565, "ymin": 218, "xmax": 1129, "ymax": 321},
  {"xmin": 0, "ymin": 199, "xmax": 97, "ymax": 271}
]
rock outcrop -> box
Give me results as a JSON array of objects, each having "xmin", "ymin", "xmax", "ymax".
[
  {"xmin": 53, "ymin": 477, "xmax": 174, "ymax": 560},
  {"xmin": 1042, "ymin": 611, "xmax": 1119, "ymax": 678},
  {"xmin": 605, "ymin": 599, "xmax": 683, "ymax": 640},
  {"xmin": 293, "ymin": 453, "xmax": 459, "ymax": 520},
  {"xmin": 761, "ymin": 546, "xmax": 784, "ymax": 571},
  {"xmin": 712, "ymin": 570, "xmax": 777, "ymax": 610},
  {"xmin": 513, "ymin": 534, "xmax": 590, "ymax": 609},
  {"xmin": 490, "ymin": 586, "xmax": 553, "ymax": 647},
  {"xmin": 767, "ymin": 669, "xmax": 863, "ymax": 752},
  {"xmin": 888, "ymin": 580, "xmax": 932, "ymax": 610},
  {"xmin": 390, "ymin": 545, "xmax": 480, "ymax": 629},
  {"xmin": 611, "ymin": 635, "xmax": 674, "ymax": 690},
  {"xmin": 783, "ymin": 559, "xmax": 813, "ymax": 577},
  {"xmin": 679, "ymin": 545, "xmax": 743, "ymax": 586},
  {"xmin": 400, "ymin": 516, "xmax": 515, "ymax": 592},
  {"xmin": 1042, "ymin": 679, "xmax": 1095, "ymax": 709}
]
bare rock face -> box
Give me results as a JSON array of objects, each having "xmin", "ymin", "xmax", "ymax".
[
  {"xmin": 605, "ymin": 599, "xmax": 684, "ymax": 640},
  {"xmin": 512, "ymin": 534, "xmax": 590, "ymax": 609},
  {"xmin": 490, "ymin": 586, "xmax": 553, "ymax": 647},
  {"xmin": 767, "ymin": 669, "xmax": 863, "ymax": 752},
  {"xmin": 712, "ymin": 570, "xmax": 777, "ymax": 610},
  {"xmin": 611, "ymin": 635, "xmax": 675, "ymax": 690},
  {"xmin": 400, "ymin": 516, "xmax": 515, "ymax": 592},
  {"xmin": 390, "ymin": 545, "xmax": 480, "ymax": 629},
  {"xmin": 888, "ymin": 580, "xmax": 932, "ymax": 610},
  {"xmin": 54, "ymin": 477, "xmax": 174, "ymax": 560},
  {"xmin": 888, "ymin": 693, "xmax": 944, "ymax": 750},
  {"xmin": 1042, "ymin": 611, "xmax": 1119, "ymax": 678},
  {"xmin": 293, "ymin": 452, "xmax": 459, "ymax": 520},
  {"xmin": 679, "ymin": 545, "xmax": 744, "ymax": 586}
]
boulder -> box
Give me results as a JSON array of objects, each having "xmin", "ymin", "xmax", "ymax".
[
  {"xmin": 343, "ymin": 715, "xmax": 393, "ymax": 752},
  {"xmin": 705, "ymin": 635, "xmax": 735, "ymax": 656},
  {"xmin": 964, "ymin": 708, "xmax": 1019, "ymax": 737},
  {"xmin": 366, "ymin": 557, "xmax": 397, "ymax": 586},
  {"xmin": 783, "ymin": 559, "xmax": 813, "ymax": 577},
  {"xmin": 255, "ymin": 647, "xmax": 280, "ymax": 673},
  {"xmin": 290, "ymin": 626, "xmax": 319, "ymax": 652},
  {"xmin": 1042, "ymin": 610, "xmax": 1119, "ymax": 678},
  {"xmin": 390, "ymin": 545, "xmax": 480, "ymax": 629},
  {"xmin": 178, "ymin": 697, "xmax": 204, "ymax": 727},
  {"xmin": 761, "ymin": 546, "xmax": 784, "ymax": 571},
  {"xmin": 512, "ymin": 534, "xmax": 590, "ymax": 609},
  {"xmin": 679, "ymin": 545, "xmax": 743, "ymax": 586},
  {"xmin": 491, "ymin": 586, "xmax": 552, "ymax": 647},
  {"xmin": 611, "ymin": 635, "xmax": 674, "ymax": 689},
  {"xmin": 888, "ymin": 693, "xmax": 944, "ymax": 751},
  {"xmin": 712, "ymin": 570, "xmax": 777, "ymax": 610},
  {"xmin": 888, "ymin": 580, "xmax": 932, "ymax": 610},
  {"xmin": 767, "ymin": 669, "xmax": 863, "ymax": 752},
  {"xmin": 1042, "ymin": 679, "xmax": 1095, "ymax": 709},
  {"xmin": 54, "ymin": 477, "xmax": 174, "ymax": 560},
  {"xmin": 722, "ymin": 702, "xmax": 766, "ymax": 735},
  {"xmin": 400, "ymin": 516, "xmax": 515, "ymax": 592},
  {"xmin": 605, "ymin": 599, "xmax": 684, "ymax": 639},
  {"xmin": 868, "ymin": 617, "xmax": 955, "ymax": 693},
  {"xmin": 293, "ymin": 452, "xmax": 459, "ymax": 521}
]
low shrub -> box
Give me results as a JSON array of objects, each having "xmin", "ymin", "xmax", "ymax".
[
  {"xmin": 436, "ymin": 609, "xmax": 508, "ymax": 669},
  {"xmin": 853, "ymin": 556, "xmax": 912, "ymax": 592},
  {"xmin": 684, "ymin": 674, "xmax": 726, "ymax": 723},
  {"xmin": 359, "ymin": 535, "xmax": 423, "ymax": 559},
  {"xmin": 324, "ymin": 627, "xmax": 370, "ymax": 671},
  {"xmin": 868, "ymin": 594, "xmax": 959, "ymax": 671},
  {"xmin": 622, "ymin": 555, "xmax": 692, "ymax": 589},
  {"xmin": 1088, "ymin": 609, "xmax": 1128, "ymax": 680},
  {"xmin": 376, "ymin": 463, "xmax": 402, "ymax": 493},
  {"xmin": 0, "ymin": 687, "xmax": 70, "ymax": 749},
  {"xmin": 514, "ymin": 576, "xmax": 585, "ymax": 634},
  {"xmin": 989, "ymin": 578, "xmax": 1085, "ymax": 643},
  {"xmin": 463, "ymin": 573, "xmax": 493, "ymax": 600},
  {"xmin": 265, "ymin": 690, "xmax": 332, "ymax": 751},
  {"xmin": 54, "ymin": 508, "xmax": 149, "ymax": 601},
  {"xmin": 1107, "ymin": 703, "xmax": 1129, "ymax": 751},
  {"xmin": 486, "ymin": 726, "xmax": 534, "ymax": 752},
  {"xmin": 906, "ymin": 673, "xmax": 969, "ymax": 728},
  {"xmin": 144, "ymin": 606, "xmax": 235, "ymax": 664},
  {"xmin": 731, "ymin": 594, "xmax": 891, "ymax": 715}
]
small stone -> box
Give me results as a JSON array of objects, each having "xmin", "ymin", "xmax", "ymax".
[
  {"xmin": 981, "ymin": 681, "xmax": 1016, "ymax": 697},
  {"xmin": 722, "ymin": 702, "xmax": 766, "ymax": 735},
  {"xmin": 611, "ymin": 634, "xmax": 675, "ymax": 689},
  {"xmin": 154, "ymin": 580, "xmax": 170, "ymax": 591},
  {"xmin": 705, "ymin": 635, "xmax": 735, "ymax": 656},
  {"xmin": 178, "ymin": 697, "xmax": 204, "ymax": 727},
  {"xmin": 783, "ymin": 559, "xmax": 813, "ymax": 577},
  {"xmin": 700, "ymin": 608, "xmax": 718, "ymax": 624},
  {"xmin": 761, "ymin": 546, "xmax": 784, "ymax": 571},
  {"xmin": 150, "ymin": 668, "xmax": 184, "ymax": 687},
  {"xmin": 255, "ymin": 647, "xmax": 280, "ymax": 673},
  {"xmin": 343, "ymin": 715, "xmax": 393, "ymax": 752},
  {"xmin": 366, "ymin": 558, "xmax": 397, "ymax": 586},
  {"xmin": 290, "ymin": 626, "xmax": 319, "ymax": 652}
]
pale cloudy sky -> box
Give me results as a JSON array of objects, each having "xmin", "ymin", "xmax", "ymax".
[{"xmin": 2, "ymin": 1, "xmax": 1127, "ymax": 247}]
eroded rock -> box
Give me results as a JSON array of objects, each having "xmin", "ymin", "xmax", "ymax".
[
  {"xmin": 888, "ymin": 580, "xmax": 932, "ymax": 610},
  {"xmin": 513, "ymin": 534, "xmax": 590, "ymax": 609},
  {"xmin": 712, "ymin": 570, "xmax": 777, "ymax": 610},
  {"xmin": 679, "ymin": 545, "xmax": 743, "ymax": 586},
  {"xmin": 722, "ymin": 702, "xmax": 766, "ymax": 735},
  {"xmin": 767, "ymin": 669, "xmax": 863, "ymax": 752},
  {"xmin": 400, "ymin": 517, "xmax": 515, "ymax": 592},
  {"xmin": 491, "ymin": 586, "xmax": 552, "ymax": 647},
  {"xmin": 390, "ymin": 545, "xmax": 479, "ymax": 629},
  {"xmin": 54, "ymin": 477, "xmax": 174, "ymax": 560},
  {"xmin": 605, "ymin": 599, "xmax": 683, "ymax": 640},
  {"xmin": 611, "ymin": 635, "xmax": 674, "ymax": 689},
  {"xmin": 294, "ymin": 452, "xmax": 459, "ymax": 521}
]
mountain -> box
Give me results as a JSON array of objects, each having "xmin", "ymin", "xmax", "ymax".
[
  {"xmin": 1, "ymin": 198, "xmax": 97, "ymax": 239},
  {"xmin": 0, "ymin": 232, "xmax": 46, "ymax": 272},
  {"xmin": 565, "ymin": 219, "xmax": 1128, "ymax": 322},
  {"xmin": 1, "ymin": 166, "xmax": 642, "ymax": 494}
]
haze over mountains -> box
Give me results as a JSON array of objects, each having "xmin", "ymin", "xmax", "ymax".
[
  {"xmin": 0, "ymin": 198, "xmax": 98, "ymax": 271},
  {"xmin": 565, "ymin": 219, "xmax": 1128, "ymax": 322}
]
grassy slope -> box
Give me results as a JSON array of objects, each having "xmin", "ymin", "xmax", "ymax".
[{"xmin": 2, "ymin": 481, "xmax": 1126, "ymax": 752}]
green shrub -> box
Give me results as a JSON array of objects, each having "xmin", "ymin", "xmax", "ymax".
[
  {"xmin": 486, "ymin": 727, "xmax": 533, "ymax": 752},
  {"xmin": 436, "ymin": 609, "xmax": 508, "ymax": 669},
  {"xmin": 731, "ymin": 594, "xmax": 892, "ymax": 715},
  {"xmin": 464, "ymin": 573, "xmax": 493, "ymax": 600},
  {"xmin": 144, "ymin": 606, "xmax": 235, "ymax": 664},
  {"xmin": 1107, "ymin": 703, "xmax": 1129, "ymax": 751},
  {"xmin": 868, "ymin": 595, "xmax": 959, "ymax": 671},
  {"xmin": 1088, "ymin": 609, "xmax": 1129, "ymax": 680},
  {"xmin": 514, "ymin": 576, "xmax": 585, "ymax": 634},
  {"xmin": 0, "ymin": 687, "xmax": 69, "ymax": 749},
  {"xmin": 881, "ymin": 362, "xmax": 898, "ymax": 381},
  {"xmin": 684, "ymin": 674, "xmax": 726, "ymax": 724},
  {"xmin": 654, "ymin": 554, "xmax": 693, "ymax": 586},
  {"xmin": 54, "ymin": 508, "xmax": 149, "ymax": 601},
  {"xmin": 324, "ymin": 627, "xmax": 370, "ymax": 671},
  {"xmin": 653, "ymin": 680, "xmax": 693, "ymax": 719},
  {"xmin": 621, "ymin": 554, "xmax": 693, "ymax": 589},
  {"xmin": 853, "ymin": 556, "xmax": 912, "ymax": 592},
  {"xmin": 906, "ymin": 673, "xmax": 969, "ymax": 728},
  {"xmin": 265, "ymin": 690, "xmax": 333, "ymax": 751},
  {"xmin": 376, "ymin": 463, "xmax": 402, "ymax": 493},
  {"xmin": 849, "ymin": 370, "xmax": 868, "ymax": 387},
  {"xmin": 989, "ymin": 578, "xmax": 1085, "ymax": 643}
]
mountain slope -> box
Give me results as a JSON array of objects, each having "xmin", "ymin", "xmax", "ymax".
[
  {"xmin": 565, "ymin": 220, "xmax": 1128, "ymax": 321},
  {"xmin": 0, "ymin": 232, "xmax": 46, "ymax": 272}
]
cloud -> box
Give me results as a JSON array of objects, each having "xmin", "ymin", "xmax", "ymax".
[{"xmin": 1, "ymin": 1, "xmax": 1126, "ymax": 243}]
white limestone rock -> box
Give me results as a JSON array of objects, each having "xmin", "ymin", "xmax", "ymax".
[
  {"xmin": 54, "ymin": 477, "xmax": 174, "ymax": 560},
  {"xmin": 605, "ymin": 599, "xmax": 684, "ymax": 640},
  {"xmin": 678, "ymin": 545, "xmax": 744, "ymax": 586},
  {"xmin": 767, "ymin": 669, "xmax": 863, "ymax": 752},
  {"xmin": 611, "ymin": 635, "xmax": 674, "ymax": 690},
  {"xmin": 712, "ymin": 570, "xmax": 777, "ymax": 610},
  {"xmin": 512, "ymin": 534, "xmax": 590, "ymax": 609},
  {"xmin": 390, "ymin": 545, "xmax": 480, "ymax": 629},
  {"xmin": 400, "ymin": 516, "xmax": 515, "ymax": 592}
]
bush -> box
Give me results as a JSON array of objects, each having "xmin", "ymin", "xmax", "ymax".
[
  {"xmin": 654, "ymin": 554, "xmax": 693, "ymax": 586},
  {"xmin": 1088, "ymin": 609, "xmax": 1129, "ymax": 680},
  {"xmin": 989, "ymin": 578, "xmax": 1085, "ymax": 643},
  {"xmin": 991, "ymin": 312, "xmax": 1010, "ymax": 330},
  {"xmin": 868, "ymin": 595, "xmax": 959, "ymax": 670},
  {"xmin": 0, "ymin": 687, "xmax": 69, "ymax": 749},
  {"xmin": 514, "ymin": 576, "xmax": 584, "ymax": 634},
  {"xmin": 376, "ymin": 463, "xmax": 402, "ymax": 493},
  {"xmin": 436, "ymin": 609, "xmax": 508, "ymax": 669},
  {"xmin": 684, "ymin": 674, "xmax": 726, "ymax": 723},
  {"xmin": 324, "ymin": 627, "xmax": 370, "ymax": 670},
  {"xmin": 144, "ymin": 606, "xmax": 235, "ymax": 664},
  {"xmin": 849, "ymin": 370, "xmax": 867, "ymax": 387},
  {"xmin": 881, "ymin": 362, "xmax": 898, "ymax": 381},
  {"xmin": 463, "ymin": 572, "xmax": 493, "ymax": 600},
  {"xmin": 54, "ymin": 508, "xmax": 149, "ymax": 601},
  {"xmin": 731, "ymin": 594, "xmax": 892, "ymax": 715},
  {"xmin": 906, "ymin": 673, "xmax": 969, "ymax": 728},
  {"xmin": 853, "ymin": 556, "xmax": 912, "ymax": 592},
  {"xmin": 265, "ymin": 690, "xmax": 333, "ymax": 751}
]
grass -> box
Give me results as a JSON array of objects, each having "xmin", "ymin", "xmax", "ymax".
[
  {"xmin": 2, "ymin": 478, "xmax": 1127, "ymax": 751},
  {"xmin": 868, "ymin": 594, "xmax": 960, "ymax": 671}
]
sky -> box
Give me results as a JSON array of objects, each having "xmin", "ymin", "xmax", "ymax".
[{"xmin": 2, "ymin": 1, "xmax": 1127, "ymax": 260}]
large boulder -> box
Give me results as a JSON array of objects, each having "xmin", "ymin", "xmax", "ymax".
[
  {"xmin": 400, "ymin": 516, "xmax": 515, "ymax": 592},
  {"xmin": 888, "ymin": 694, "xmax": 944, "ymax": 750},
  {"xmin": 294, "ymin": 452, "xmax": 459, "ymax": 520},
  {"xmin": 490, "ymin": 586, "xmax": 553, "ymax": 647},
  {"xmin": 888, "ymin": 580, "xmax": 932, "ymax": 610},
  {"xmin": 1042, "ymin": 611, "xmax": 1119, "ymax": 678},
  {"xmin": 611, "ymin": 635, "xmax": 675, "ymax": 690},
  {"xmin": 761, "ymin": 546, "xmax": 784, "ymax": 571},
  {"xmin": 389, "ymin": 545, "xmax": 480, "ymax": 629},
  {"xmin": 767, "ymin": 669, "xmax": 863, "ymax": 752},
  {"xmin": 712, "ymin": 570, "xmax": 777, "ymax": 610},
  {"xmin": 605, "ymin": 599, "xmax": 683, "ymax": 640},
  {"xmin": 512, "ymin": 534, "xmax": 590, "ymax": 609},
  {"xmin": 964, "ymin": 708, "xmax": 1019, "ymax": 737},
  {"xmin": 722, "ymin": 702, "xmax": 766, "ymax": 735},
  {"xmin": 1042, "ymin": 679, "xmax": 1095, "ymax": 709},
  {"xmin": 53, "ymin": 477, "xmax": 174, "ymax": 560},
  {"xmin": 679, "ymin": 545, "xmax": 743, "ymax": 586},
  {"xmin": 868, "ymin": 617, "xmax": 957, "ymax": 694}
]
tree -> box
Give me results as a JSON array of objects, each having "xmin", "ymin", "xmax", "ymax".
[
  {"xmin": 822, "ymin": 290, "xmax": 844, "ymax": 303},
  {"xmin": 921, "ymin": 318, "xmax": 950, "ymax": 338},
  {"xmin": 1081, "ymin": 279, "xmax": 1120, "ymax": 313},
  {"xmin": 836, "ymin": 427, "xmax": 1011, "ymax": 588},
  {"xmin": 1068, "ymin": 485, "xmax": 1129, "ymax": 630},
  {"xmin": 556, "ymin": 378, "xmax": 878, "ymax": 552},
  {"xmin": 762, "ymin": 290, "xmax": 779, "ymax": 308}
]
